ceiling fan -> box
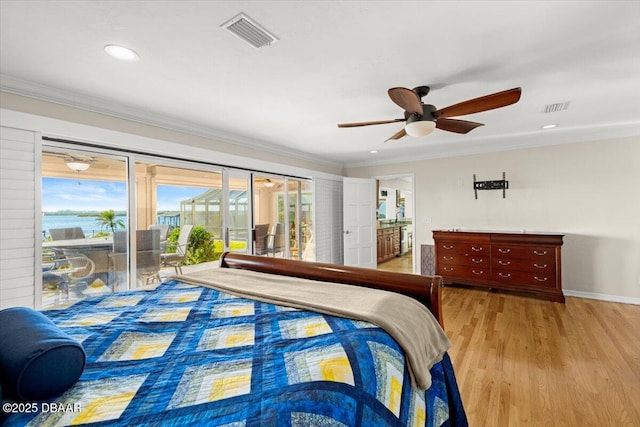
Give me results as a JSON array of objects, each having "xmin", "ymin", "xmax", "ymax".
[
  {"xmin": 45, "ymin": 152, "xmax": 107, "ymax": 170},
  {"xmin": 338, "ymin": 86, "xmax": 521, "ymax": 142}
]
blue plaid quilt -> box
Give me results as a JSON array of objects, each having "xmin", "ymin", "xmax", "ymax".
[{"xmin": 3, "ymin": 279, "xmax": 466, "ymax": 426}]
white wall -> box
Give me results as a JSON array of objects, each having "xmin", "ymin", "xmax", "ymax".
[{"xmin": 345, "ymin": 136, "xmax": 640, "ymax": 303}]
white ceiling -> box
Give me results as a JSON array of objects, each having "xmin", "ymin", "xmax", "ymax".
[{"xmin": 1, "ymin": 1, "xmax": 639, "ymax": 168}]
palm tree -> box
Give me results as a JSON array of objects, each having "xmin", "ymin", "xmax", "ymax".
[{"xmin": 96, "ymin": 209, "xmax": 125, "ymax": 233}]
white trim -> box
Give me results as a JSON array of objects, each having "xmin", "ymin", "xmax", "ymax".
[
  {"xmin": 34, "ymin": 133, "xmax": 43, "ymax": 309},
  {"xmin": 0, "ymin": 76, "xmax": 339, "ymax": 167},
  {"xmin": 563, "ymin": 289, "xmax": 640, "ymax": 305},
  {"xmin": 0, "ymin": 108, "xmax": 344, "ymax": 182}
]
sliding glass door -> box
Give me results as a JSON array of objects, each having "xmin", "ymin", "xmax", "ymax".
[
  {"xmin": 135, "ymin": 160, "xmax": 225, "ymax": 280},
  {"xmin": 41, "ymin": 149, "xmax": 128, "ymax": 308},
  {"xmin": 41, "ymin": 143, "xmax": 312, "ymax": 308},
  {"xmin": 252, "ymin": 175, "xmax": 314, "ymax": 260}
]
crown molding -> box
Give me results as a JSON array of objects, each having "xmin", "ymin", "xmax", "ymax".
[
  {"xmin": 0, "ymin": 74, "xmax": 341, "ymax": 168},
  {"xmin": 344, "ymin": 121, "xmax": 640, "ymax": 168}
]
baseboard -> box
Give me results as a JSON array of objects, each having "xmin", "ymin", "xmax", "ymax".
[{"xmin": 563, "ymin": 289, "xmax": 640, "ymax": 305}]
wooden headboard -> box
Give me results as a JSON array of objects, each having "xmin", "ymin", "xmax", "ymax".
[{"xmin": 219, "ymin": 252, "xmax": 444, "ymax": 326}]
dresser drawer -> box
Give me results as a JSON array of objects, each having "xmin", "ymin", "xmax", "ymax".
[
  {"xmin": 439, "ymin": 253, "xmax": 489, "ymax": 268},
  {"xmin": 492, "ymin": 257, "xmax": 555, "ymax": 274},
  {"xmin": 492, "ymin": 269, "xmax": 557, "ymax": 287},
  {"xmin": 437, "ymin": 242, "xmax": 489, "ymax": 256},
  {"xmin": 438, "ymin": 264, "xmax": 490, "ymax": 280},
  {"xmin": 491, "ymin": 245, "xmax": 555, "ymax": 262}
]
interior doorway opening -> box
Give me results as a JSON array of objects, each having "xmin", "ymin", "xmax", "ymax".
[{"xmin": 374, "ymin": 174, "xmax": 414, "ymax": 274}]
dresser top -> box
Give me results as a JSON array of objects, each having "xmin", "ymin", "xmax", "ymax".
[
  {"xmin": 433, "ymin": 229, "xmax": 564, "ymax": 236},
  {"xmin": 433, "ymin": 229, "xmax": 564, "ymax": 245}
]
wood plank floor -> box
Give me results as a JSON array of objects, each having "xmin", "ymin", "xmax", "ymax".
[
  {"xmin": 441, "ymin": 285, "xmax": 640, "ymax": 426},
  {"xmin": 377, "ymin": 251, "xmax": 413, "ymax": 273}
]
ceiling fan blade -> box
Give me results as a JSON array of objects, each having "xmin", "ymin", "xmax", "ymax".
[
  {"xmin": 436, "ymin": 87, "xmax": 521, "ymax": 118},
  {"xmin": 384, "ymin": 128, "xmax": 407, "ymax": 142},
  {"xmin": 388, "ymin": 87, "xmax": 423, "ymax": 115},
  {"xmin": 436, "ymin": 118, "xmax": 484, "ymax": 134},
  {"xmin": 338, "ymin": 118, "xmax": 405, "ymax": 128}
]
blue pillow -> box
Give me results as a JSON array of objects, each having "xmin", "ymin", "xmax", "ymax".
[{"xmin": 0, "ymin": 307, "xmax": 86, "ymax": 401}]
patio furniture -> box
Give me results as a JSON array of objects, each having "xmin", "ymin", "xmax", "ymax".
[
  {"xmin": 49, "ymin": 227, "xmax": 85, "ymax": 241},
  {"xmin": 43, "ymin": 237, "xmax": 112, "ymax": 280},
  {"xmin": 149, "ymin": 224, "xmax": 170, "ymax": 251},
  {"xmin": 161, "ymin": 225, "xmax": 194, "ymax": 274},
  {"xmin": 254, "ymin": 224, "xmax": 269, "ymax": 255},
  {"xmin": 42, "ymin": 253, "xmax": 95, "ymax": 303},
  {"xmin": 109, "ymin": 230, "xmax": 161, "ymax": 287},
  {"xmin": 267, "ymin": 223, "xmax": 285, "ymax": 257}
]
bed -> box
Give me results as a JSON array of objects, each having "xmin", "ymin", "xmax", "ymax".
[{"xmin": 1, "ymin": 253, "xmax": 467, "ymax": 426}]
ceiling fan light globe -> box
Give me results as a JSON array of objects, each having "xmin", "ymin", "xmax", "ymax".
[
  {"xmin": 66, "ymin": 161, "xmax": 91, "ymax": 172},
  {"xmin": 405, "ymin": 120, "xmax": 436, "ymax": 137}
]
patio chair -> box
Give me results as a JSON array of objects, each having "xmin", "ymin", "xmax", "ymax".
[
  {"xmin": 161, "ymin": 225, "xmax": 194, "ymax": 274},
  {"xmin": 42, "ymin": 253, "xmax": 95, "ymax": 302},
  {"xmin": 267, "ymin": 223, "xmax": 285, "ymax": 257},
  {"xmin": 149, "ymin": 224, "xmax": 170, "ymax": 251},
  {"xmin": 137, "ymin": 229, "xmax": 161, "ymax": 284},
  {"xmin": 49, "ymin": 227, "xmax": 85, "ymax": 240},
  {"xmin": 109, "ymin": 230, "xmax": 161, "ymax": 287},
  {"xmin": 254, "ymin": 224, "xmax": 270, "ymax": 255}
]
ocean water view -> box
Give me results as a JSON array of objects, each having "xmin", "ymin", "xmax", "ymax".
[{"xmin": 42, "ymin": 215, "xmax": 127, "ymax": 240}]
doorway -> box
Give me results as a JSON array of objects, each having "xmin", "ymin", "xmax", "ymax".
[{"xmin": 374, "ymin": 174, "xmax": 414, "ymax": 274}]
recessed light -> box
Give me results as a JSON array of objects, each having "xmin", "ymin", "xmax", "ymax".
[
  {"xmin": 104, "ymin": 44, "xmax": 139, "ymax": 61},
  {"xmin": 542, "ymin": 124, "xmax": 557, "ymax": 129},
  {"xmin": 369, "ymin": 150, "xmax": 378, "ymax": 154}
]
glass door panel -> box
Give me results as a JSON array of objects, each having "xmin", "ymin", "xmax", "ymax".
[
  {"xmin": 285, "ymin": 179, "xmax": 314, "ymax": 261},
  {"xmin": 298, "ymin": 180, "xmax": 314, "ymax": 260},
  {"xmin": 227, "ymin": 172, "xmax": 250, "ymax": 253},
  {"xmin": 253, "ymin": 175, "xmax": 286, "ymax": 257},
  {"xmin": 41, "ymin": 150, "xmax": 127, "ymax": 308},
  {"xmin": 136, "ymin": 161, "xmax": 223, "ymax": 279}
]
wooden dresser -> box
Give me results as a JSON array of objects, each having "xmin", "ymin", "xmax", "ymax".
[{"xmin": 433, "ymin": 230, "xmax": 565, "ymax": 302}]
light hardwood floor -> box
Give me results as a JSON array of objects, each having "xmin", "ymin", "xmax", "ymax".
[
  {"xmin": 377, "ymin": 251, "xmax": 413, "ymax": 273},
  {"xmin": 442, "ymin": 286, "xmax": 640, "ymax": 426},
  {"xmin": 377, "ymin": 257, "xmax": 640, "ymax": 425}
]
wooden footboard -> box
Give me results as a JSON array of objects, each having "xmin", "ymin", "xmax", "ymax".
[{"xmin": 219, "ymin": 252, "xmax": 444, "ymax": 327}]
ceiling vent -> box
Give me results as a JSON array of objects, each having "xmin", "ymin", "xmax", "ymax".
[
  {"xmin": 221, "ymin": 13, "xmax": 278, "ymax": 48},
  {"xmin": 543, "ymin": 101, "xmax": 570, "ymax": 113}
]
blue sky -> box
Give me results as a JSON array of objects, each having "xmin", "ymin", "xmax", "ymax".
[{"xmin": 42, "ymin": 178, "xmax": 208, "ymax": 212}]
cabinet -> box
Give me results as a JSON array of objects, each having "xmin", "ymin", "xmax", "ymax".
[
  {"xmin": 433, "ymin": 230, "xmax": 564, "ymax": 302},
  {"xmin": 377, "ymin": 227, "xmax": 401, "ymax": 263}
]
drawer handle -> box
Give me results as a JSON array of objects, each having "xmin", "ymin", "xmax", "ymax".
[
  {"xmin": 471, "ymin": 258, "xmax": 484, "ymax": 263},
  {"xmin": 499, "ymin": 272, "xmax": 511, "ymax": 278},
  {"xmin": 443, "ymin": 256, "xmax": 454, "ymax": 261},
  {"xmin": 472, "ymin": 269, "xmax": 484, "ymax": 275},
  {"xmin": 534, "ymin": 276, "xmax": 548, "ymax": 282},
  {"xmin": 533, "ymin": 250, "xmax": 548, "ymax": 256},
  {"xmin": 498, "ymin": 260, "xmax": 511, "ymax": 266},
  {"xmin": 534, "ymin": 263, "xmax": 548, "ymax": 269},
  {"xmin": 443, "ymin": 245, "xmax": 454, "ymax": 250},
  {"xmin": 471, "ymin": 246, "xmax": 483, "ymax": 252},
  {"xmin": 498, "ymin": 248, "xmax": 511, "ymax": 253},
  {"xmin": 443, "ymin": 266, "xmax": 454, "ymax": 272}
]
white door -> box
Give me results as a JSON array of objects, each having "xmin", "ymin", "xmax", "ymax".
[{"xmin": 343, "ymin": 177, "xmax": 376, "ymax": 268}]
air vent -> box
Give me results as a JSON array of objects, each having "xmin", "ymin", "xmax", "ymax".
[
  {"xmin": 543, "ymin": 101, "xmax": 570, "ymax": 113},
  {"xmin": 221, "ymin": 13, "xmax": 278, "ymax": 48}
]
